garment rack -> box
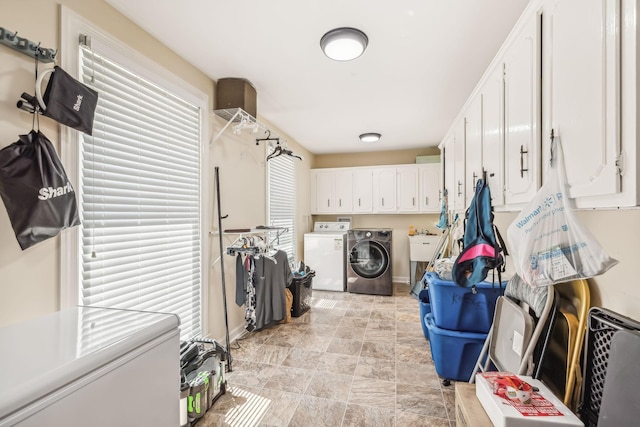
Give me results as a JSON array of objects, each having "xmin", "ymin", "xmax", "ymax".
[{"xmin": 224, "ymin": 228, "xmax": 288, "ymax": 257}]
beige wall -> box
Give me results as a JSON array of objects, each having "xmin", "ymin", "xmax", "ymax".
[
  {"xmin": 0, "ymin": 1, "xmax": 314, "ymax": 346},
  {"xmin": 313, "ymin": 148, "xmax": 441, "ymax": 283},
  {"xmin": 313, "ymin": 147, "xmax": 440, "ymax": 169}
]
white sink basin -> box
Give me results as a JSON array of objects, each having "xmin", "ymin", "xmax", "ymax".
[{"xmin": 409, "ymin": 234, "xmax": 440, "ymax": 261}]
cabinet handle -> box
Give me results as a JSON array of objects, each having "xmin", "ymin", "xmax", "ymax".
[
  {"xmin": 412, "ymin": 197, "xmax": 415, "ymax": 206},
  {"xmin": 382, "ymin": 197, "xmax": 385, "ymax": 207},
  {"xmin": 339, "ymin": 199, "xmax": 341, "ymax": 207},
  {"xmin": 327, "ymin": 199, "xmax": 330, "ymax": 207},
  {"xmin": 358, "ymin": 198, "xmax": 361, "ymax": 207},
  {"xmin": 472, "ymin": 172, "xmax": 478, "ymax": 191},
  {"xmin": 425, "ymin": 196, "xmax": 429, "ymax": 205},
  {"xmin": 457, "ymin": 181, "xmax": 462, "ymax": 197},
  {"xmin": 520, "ymin": 145, "xmax": 529, "ymax": 178}
]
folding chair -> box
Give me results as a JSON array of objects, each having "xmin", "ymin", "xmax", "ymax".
[{"xmin": 469, "ymin": 274, "xmax": 555, "ymax": 382}]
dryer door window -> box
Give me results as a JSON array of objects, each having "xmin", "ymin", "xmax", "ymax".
[{"xmin": 349, "ymin": 240, "xmax": 389, "ymax": 279}]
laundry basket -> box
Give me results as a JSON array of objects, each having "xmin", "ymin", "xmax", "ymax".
[{"xmin": 289, "ymin": 270, "xmax": 314, "ymax": 317}]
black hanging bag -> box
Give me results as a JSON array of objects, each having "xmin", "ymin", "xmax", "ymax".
[
  {"xmin": 0, "ymin": 130, "xmax": 81, "ymax": 249},
  {"xmin": 452, "ymin": 178, "xmax": 508, "ymax": 288},
  {"xmin": 38, "ymin": 66, "xmax": 98, "ymax": 135}
]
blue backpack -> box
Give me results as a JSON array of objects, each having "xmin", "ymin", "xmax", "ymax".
[{"xmin": 452, "ymin": 178, "xmax": 507, "ymax": 288}]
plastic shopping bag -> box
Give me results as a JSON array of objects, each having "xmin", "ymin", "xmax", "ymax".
[
  {"xmin": 507, "ymin": 138, "xmax": 617, "ymax": 286},
  {"xmin": 0, "ymin": 130, "xmax": 81, "ymax": 249}
]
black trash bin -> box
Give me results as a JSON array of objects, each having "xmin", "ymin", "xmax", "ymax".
[{"xmin": 289, "ymin": 270, "xmax": 314, "ymax": 317}]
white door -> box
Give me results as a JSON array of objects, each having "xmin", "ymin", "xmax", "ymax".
[
  {"xmin": 419, "ymin": 163, "xmax": 441, "ymax": 212},
  {"xmin": 397, "ymin": 166, "xmax": 419, "ymax": 213},
  {"xmin": 442, "ymin": 135, "xmax": 455, "ymax": 211},
  {"xmin": 482, "ymin": 64, "xmax": 505, "ymax": 206},
  {"xmin": 334, "ymin": 169, "xmax": 353, "ymax": 213},
  {"xmin": 465, "ymin": 97, "xmax": 483, "ymax": 207},
  {"xmin": 453, "ymin": 120, "xmax": 467, "ymax": 212},
  {"xmin": 373, "ymin": 168, "xmax": 397, "ymax": 213},
  {"xmin": 546, "ymin": 0, "xmax": 621, "ymax": 199},
  {"xmin": 352, "ymin": 168, "xmax": 373, "ymax": 213},
  {"xmin": 314, "ymin": 170, "xmax": 335, "ymax": 213},
  {"xmin": 504, "ymin": 13, "xmax": 541, "ymax": 205}
]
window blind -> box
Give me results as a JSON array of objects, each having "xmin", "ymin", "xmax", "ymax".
[
  {"xmin": 267, "ymin": 147, "xmax": 296, "ymax": 262},
  {"xmin": 78, "ymin": 45, "xmax": 202, "ymax": 340}
]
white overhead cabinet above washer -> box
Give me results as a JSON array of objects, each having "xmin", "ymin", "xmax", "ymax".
[
  {"xmin": 440, "ymin": 0, "xmax": 640, "ymax": 210},
  {"xmin": 310, "ymin": 163, "xmax": 441, "ymax": 215}
]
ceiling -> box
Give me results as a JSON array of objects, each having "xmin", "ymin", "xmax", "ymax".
[{"xmin": 106, "ymin": 0, "xmax": 530, "ymax": 155}]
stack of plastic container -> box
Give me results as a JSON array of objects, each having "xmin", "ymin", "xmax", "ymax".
[{"xmin": 423, "ymin": 272, "xmax": 504, "ymax": 382}]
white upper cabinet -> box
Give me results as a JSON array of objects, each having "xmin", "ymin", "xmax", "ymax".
[
  {"xmin": 465, "ymin": 97, "xmax": 484, "ymax": 207},
  {"xmin": 310, "ymin": 168, "xmax": 352, "ymax": 214},
  {"xmin": 481, "ymin": 64, "xmax": 505, "ymax": 206},
  {"xmin": 397, "ymin": 166, "xmax": 420, "ymax": 212},
  {"xmin": 373, "ymin": 167, "xmax": 397, "ymax": 213},
  {"xmin": 545, "ymin": 0, "xmax": 621, "ymax": 202},
  {"xmin": 419, "ymin": 163, "xmax": 441, "ymax": 212},
  {"xmin": 503, "ymin": 11, "xmax": 541, "ymax": 205},
  {"xmin": 352, "ymin": 168, "xmax": 373, "ymax": 213}
]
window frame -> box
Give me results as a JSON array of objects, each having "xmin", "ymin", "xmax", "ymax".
[{"xmin": 59, "ymin": 6, "xmax": 210, "ymax": 336}]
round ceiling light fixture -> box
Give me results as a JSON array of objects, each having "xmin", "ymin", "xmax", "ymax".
[
  {"xmin": 359, "ymin": 132, "xmax": 381, "ymax": 143},
  {"xmin": 320, "ymin": 27, "xmax": 369, "ymax": 61}
]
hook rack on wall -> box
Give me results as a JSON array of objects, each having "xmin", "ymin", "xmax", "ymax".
[{"xmin": 0, "ymin": 27, "xmax": 57, "ymax": 63}]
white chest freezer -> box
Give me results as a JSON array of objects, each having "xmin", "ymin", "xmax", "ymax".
[{"xmin": 0, "ymin": 306, "xmax": 180, "ymax": 427}]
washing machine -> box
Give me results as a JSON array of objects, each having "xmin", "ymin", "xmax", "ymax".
[
  {"xmin": 347, "ymin": 229, "xmax": 393, "ymax": 296},
  {"xmin": 303, "ymin": 221, "xmax": 350, "ymax": 291}
]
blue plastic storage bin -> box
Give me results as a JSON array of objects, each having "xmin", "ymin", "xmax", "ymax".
[
  {"xmin": 425, "ymin": 313, "xmax": 487, "ymax": 381},
  {"xmin": 425, "ymin": 272, "xmax": 504, "ymax": 333},
  {"xmin": 418, "ymin": 289, "xmax": 430, "ymax": 340}
]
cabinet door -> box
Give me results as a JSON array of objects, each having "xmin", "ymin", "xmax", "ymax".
[
  {"xmin": 442, "ymin": 135, "xmax": 455, "ymax": 211},
  {"xmin": 397, "ymin": 166, "xmax": 419, "ymax": 212},
  {"xmin": 547, "ymin": 0, "xmax": 621, "ymax": 199},
  {"xmin": 419, "ymin": 164, "xmax": 441, "ymax": 212},
  {"xmin": 373, "ymin": 168, "xmax": 397, "ymax": 213},
  {"xmin": 352, "ymin": 168, "xmax": 373, "ymax": 213},
  {"xmin": 482, "ymin": 65, "xmax": 505, "ymax": 206},
  {"xmin": 465, "ymin": 97, "xmax": 483, "ymax": 207},
  {"xmin": 334, "ymin": 170, "xmax": 353, "ymax": 213},
  {"xmin": 504, "ymin": 13, "xmax": 541, "ymax": 205},
  {"xmin": 314, "ymin": 170, "xmax": 335, "ymax": 213},
  {"xmin": 453, "ymin": 120, "xmax": 467, "ymax": 211}
]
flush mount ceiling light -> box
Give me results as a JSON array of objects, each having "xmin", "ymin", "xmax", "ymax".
[
  {"xmin": 320, "ymin": 27, "xmax": 368, "ymax": 61},
  {"xmin": 359, "ymin": 132, "xmax": 381, "ymax": 143}
]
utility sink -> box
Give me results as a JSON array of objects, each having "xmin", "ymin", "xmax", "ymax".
[{"xmin": 409, "ymin": 234, "xmax": 440, "ymax": 261}]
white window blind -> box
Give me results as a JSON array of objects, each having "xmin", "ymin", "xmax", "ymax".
[
  {"xmin": 267, "ymin": 147, "xmax": 296, "ymax": 262},
  {"xmin": 77, "ymin": 45, "xmax": 202, "ymax": 340}
]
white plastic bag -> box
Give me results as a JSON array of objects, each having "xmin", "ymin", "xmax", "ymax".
[{"xmin": 507, "ymin": 138, "xmax": 618, "ymax": 286}]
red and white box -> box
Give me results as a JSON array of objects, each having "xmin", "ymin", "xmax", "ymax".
[{"xmin": 475, "ymin": 372, "xmax": 584, "ymax": 427}]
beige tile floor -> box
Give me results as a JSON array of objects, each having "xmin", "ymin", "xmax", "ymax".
[{"xmin": 197, "ymin": 283, "xmax": 456, "ymax": 427}]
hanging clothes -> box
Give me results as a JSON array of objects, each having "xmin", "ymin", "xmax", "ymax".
[
  {"xmin": 244, "ymin": 256, "xmax": 257, "ymax": 332},
  {"xmin": 254, "ymin": 250, "xmax": 293, "ymax": 330}
]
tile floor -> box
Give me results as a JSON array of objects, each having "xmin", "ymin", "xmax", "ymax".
[{"xmin": 197, "ymin": 283, "xmax": 456, "ymax": 427}]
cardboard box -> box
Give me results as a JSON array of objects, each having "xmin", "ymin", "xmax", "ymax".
[{"xmin": 475, "ymin": 372, "xmax": 583, "ymax": 427}]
